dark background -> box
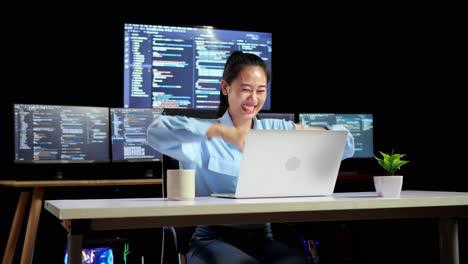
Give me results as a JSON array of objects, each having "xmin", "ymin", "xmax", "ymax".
[{"xmin": 1, "ymin": 2, "xmax": 465, "ymax": 263}]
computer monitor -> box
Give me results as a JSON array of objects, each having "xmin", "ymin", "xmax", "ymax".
[
  {"xmin": 110, "ymin": 108, "xmax": 164, "ymax": 162},
  {"xmin": 14, "ymin": 104, "xmax": 110, "ymax": 163},
  {"xmin": 13, "ymin": 104, "xmax": 110, "ymax": 179},
  {"xmin": 110, "ymin": 108, "xmax": 164, "ymax": 178},
  {"xmin": 298, "ymin": 113, "xmax": 374, "ymax": 158},
  {"xmin": 124, "ymin": 23, "xmax": 273, "ymax": 110},
  {"xmin": 257, "ymin": 112, "xmax": 295, "ymax": 122}
]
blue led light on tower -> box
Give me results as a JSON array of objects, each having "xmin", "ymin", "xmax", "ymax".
[
  {"xmin": 64, "ymin": 241, "xmax": 131, "ymax": 264},
  {"xmin": 64, "ymin": 247, "xmax": 114, "ymax": 264}
]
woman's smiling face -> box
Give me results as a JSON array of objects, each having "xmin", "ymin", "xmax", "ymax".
[{"xmin": 222, "ymin": 65, "xmax": 267, "ymax": 122}]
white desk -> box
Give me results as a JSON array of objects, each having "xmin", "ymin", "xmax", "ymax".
[{"xmin": 45, "ymin": 191, "xmax": 468, "ymax": 264}]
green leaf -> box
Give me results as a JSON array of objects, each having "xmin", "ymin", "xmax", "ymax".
[
  {"xmin": 379, "ymin": 151, "xmax": 391, "ymax": 161},
  {"xmin": 375, "ymin": 151, "xmax": 409, "ymax": 175},
  {"xmin": 395, "ymin": 160, "xmax": 410, "ymax": 170},
  {"xmin": 374, "ymin": 155, "xmax": 386, "ymax": 170}
]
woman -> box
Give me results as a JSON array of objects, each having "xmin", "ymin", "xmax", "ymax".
[{"xmin": 147, "ymin": 51, "xmax": 354, "ymax": 263}]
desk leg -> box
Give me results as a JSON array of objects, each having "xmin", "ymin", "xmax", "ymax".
[
  {"xmin": 67, "ymin": 232, "xmax": 83, "ymax": 264},
  {"xmin": 2, "ymin": 191, "xmax": 31, "ymax": 264},
  {"xmin": 20, "ymin": 187, "xmax": 44, "ymax": 264},
  {"xmin": 439, "ymin": 217, "xmax": 459, "ymax": 264}
]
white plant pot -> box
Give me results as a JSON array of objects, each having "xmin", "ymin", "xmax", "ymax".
[{"xmin": 373, "ymin": 176, "xmax": 403, "ymax": 197}]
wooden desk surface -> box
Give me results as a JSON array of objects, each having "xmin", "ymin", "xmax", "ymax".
[{"xmin": 0, "ymin": 178, "xmax": 162, "ymax": 187}]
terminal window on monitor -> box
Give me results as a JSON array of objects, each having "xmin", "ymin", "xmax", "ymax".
[
  {"xmin": 298, "ymin": 113, "xmax": 374, "ymax": 158},
  {"xmin": 110, "ymin": 108, "xmax": 164, "ymax": 162},
  {"xmin": 14, "ymin": 104, "xmax": 110, "ymax": 163},
  {"xmin": 124, "ymin": 23, "xmax": 273, "ymax": 110}
]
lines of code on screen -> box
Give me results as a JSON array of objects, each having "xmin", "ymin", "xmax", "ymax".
[
  {"xmin": 124, "ymin": 23, "xmax": 272, "ymax": 110},
  {"xmin": 110, "ymin": 108, "xmax": 163, "ymax": 161},
  {"xmin": 14, "ymin": 104, "xmax": 110, "ymax": 162}
]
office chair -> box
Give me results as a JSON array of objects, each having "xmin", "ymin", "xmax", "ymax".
[
  {"xmin": 166, "ymin": 224, "xmax": 310, "ymax": 264},
  {"xmin": 166, "ymin": 226, "xmax": 196, "ymax": 264}
]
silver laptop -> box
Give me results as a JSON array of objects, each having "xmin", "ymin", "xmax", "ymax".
[{"xmin": 211, "ymin": 130, "xmax": 348, "ymax": 199}]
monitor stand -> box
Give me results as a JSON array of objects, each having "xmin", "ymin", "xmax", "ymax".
[
  {"xmin": 144, "ymin": 169, "xmax": 154, "ymax": 178},
  {"xmin": 53, "ymin": 169, "xmax": 64, "ymax": 180}
]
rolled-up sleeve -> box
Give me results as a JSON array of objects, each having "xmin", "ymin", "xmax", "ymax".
[
  {"xmin": 330, "ymin": 124, "xmax": 355, "ymax": 159},
  {"xmin": 146, "ymin": 115, "xmax": 212, "ymax": 165}
]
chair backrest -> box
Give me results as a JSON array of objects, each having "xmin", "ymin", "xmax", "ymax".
[
  {"xmin": 167, "ymin": 226, "xmax": 196, "ymax": 253},
  {"xmin": 166, "ymin": 225, "xmax": 196, "ymax": 264}
]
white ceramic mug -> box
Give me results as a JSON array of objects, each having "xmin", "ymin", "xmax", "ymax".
[{"xmin": 167, "ymin": 169, "xmax": 195, "ymax": 200}]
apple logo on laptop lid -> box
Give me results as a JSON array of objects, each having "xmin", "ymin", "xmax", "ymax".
[{"xmin": 285, "ymin": 156, "xmax": 301, "ymax": 171}]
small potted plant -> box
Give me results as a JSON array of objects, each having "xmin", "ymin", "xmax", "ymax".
[{"xmin": 373, "ymin": 150, "xmax": 409, "ymax": 197}]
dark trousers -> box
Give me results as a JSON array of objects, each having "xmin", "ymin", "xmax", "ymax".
[{"xmin": 187, "ymin": 226, "xmax": 306, "ymax": 264}]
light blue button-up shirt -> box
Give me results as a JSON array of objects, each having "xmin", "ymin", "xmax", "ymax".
[{"xmin": 147, "ymin": 111, "xmax": 354, "ymax": 196}]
